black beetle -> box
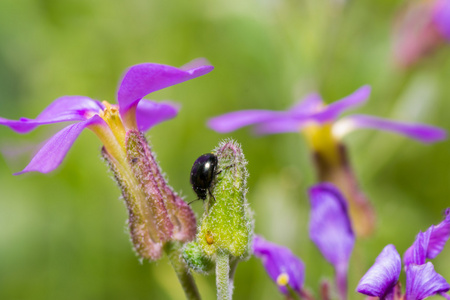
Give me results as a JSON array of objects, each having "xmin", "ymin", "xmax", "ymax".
[{"xmin": 189, "ymin": 153, "xmax": 218, "ymax": 202}]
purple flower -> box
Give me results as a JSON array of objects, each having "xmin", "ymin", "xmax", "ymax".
[
  {"xmin": 404, "ymin": 208, "xmax": 450, "ymax": 267},
  {"xmin": 357, "ymin": 209, "xmax": 450, "ymax": 300},
  {"xmin": 432, "ymin": 0, "xmax": 450, "ymax": 41},
  {"xmin": 0, "ymin": 59, "xmax": 213, "ymax": 174},
  {"xmin": 308, "ymin": 183, "xmax": 355, "ymax": 300},
  {"xmin": 392, "ymin": 0, "xmax": 450, "ymax": 68},
  {"xmin": 358, "ymin": 246, "xmax": 449, "ymax": 300},
  {"xmin": 406, "ymin": 263, "xmax": 450, "ymax": 300},
  {"xmin": 209, "ymin": 85, "xmax": 445, "ymax": 238},
  {"xmin": 208, "ymin": 85, "xmax": 446, "ymax": 143},
  {"xmin": 357, "ymin": 245, "xmax": 402, "ymax": 299},
  {"xmin": 252, "ymin": 235, "xmax": 305, "ymax": 296}
]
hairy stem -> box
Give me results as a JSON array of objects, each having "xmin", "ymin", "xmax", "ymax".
[
  {"xmin": 164, "ymin": 242, "xmax": 201, "ymax": 300},
  {"xmin": 228, "ymin": 258, "xmax": 239, "ymax": 297},
  {"xmin": 216, "ymin": 251, "xmax": 231, "ymax": 300}
]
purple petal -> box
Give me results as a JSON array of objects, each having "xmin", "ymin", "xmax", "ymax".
[
  {"xmin": 0, "ymin": 96, "xmax": 103, "ymax": 134},
  {"xmin": 308, "ymin": 182, "xmax": 354, "ymax": 267},
  {"xmin": 357, "ymin": 245, "xmax": 402, "ymax": 298},
  {"xmin": 289, "ymin": 93, "xmax": 324, "ymax": 115},
  {"xmin": 311, "ymin": 85, "xmax": 371, "ymax": 124},
  {"xmin": 14, "ymin": 115, "xmax": 104, "ymax": 174},
  {"xmin": 432, "ymin": 0, "xmax": 450, "ymax": 41},
  {"xmin": 253, "ymin": 235, "xmax": 305, "ymax": 295},
  {"xmin": 253, "ymin": 118, "xmax": 307, "ymax": 135},
  {"xmin": 334, "ymin": 115, "xmax": 447, "ymax": 143},
  {"xmin": 117, "ymin": 60, "xmax": 213, "ymax": 117},
  {"xmin": 404, "ymin": 230, "xmax": 431, "ymax": 267},
  {"xmin": 207, "ymin": 110, "xmax": 285, "ymax": 133},
  {"xmin": 208, "ymin": 93, "xmax": 323, "ymax": 134},
  {"xmin": 256, "ymin": 86, "xmax": 370, "ymax": 134},
  {"xmin": 428, "ymin": 208, "xmax": 450, "ymax": 259},
  {"xmin": 251, "ymin": 93, "xmax": 324, "ymax": 135},
  {"xmin": 405, "ymin": 262, "xmax": 450, "ymax": 300},
  {"xmin": 308, "ymin": 183, "xmax": 355, "ymax": 299},
  {"xmin": 404, "ymin": 208, "xmax": 450, "ymax": 266},
  {"xmin": 135, "ymin": 100, "xmax": 179, "ymax": 132}
]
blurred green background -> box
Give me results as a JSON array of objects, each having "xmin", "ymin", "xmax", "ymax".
[{"xmin": 0, "ymin": 0, "xmax": 449, "ymax": 299}]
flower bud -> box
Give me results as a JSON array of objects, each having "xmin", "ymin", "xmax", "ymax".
[
  {"xmin": 182, "ymin": 241, "xmax": 215, "ymax": 274},
  {"xmin": 197, "ymin": 139, "xmax": 253, "ymax": 258}
]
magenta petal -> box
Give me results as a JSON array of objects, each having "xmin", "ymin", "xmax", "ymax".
[
  {"xmin": 308, "ymin": 183, "xmax": 354, "ymax": 299},
  {"xmin": 357, "ymin": 245, "xmax": 402, "ymax": 298},
  {"xmin": 337, "ymin": 115, "xmax": 447, "ymax": 143},
  {"xmin": 0, "ymin": 96, "xmax": 103, "ymax": 134},
  {"xmin": 311, "ymin": 85, "xmax": 371, "ymax": 123},
  {"xmin": 432, "ymin": 0, "xmax": 450, "ymax": 41},
  {"xmin": 405, "ymin": 262, "xmax": 450, "ymax": 300},
  {"xmin": 253, "ymin": 235, "xmax": 305, "ymax": 295},
  {"xmin": 135, "ymin": 100, "xmax": 179, "ymax": 131},
  {"xmin": 117, "ymin": 61, "xmax": 213, "ymax": 117},
  {"xmin": 14, "ymin": 116, "xmax": 104, "ymax": 175},
  {"xmin": 208, "ymin": 110, "xmax": 285, "ymax": 133}
]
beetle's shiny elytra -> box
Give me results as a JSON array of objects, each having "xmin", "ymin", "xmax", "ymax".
[{"xmin": 190, "ymin": 153, "xmax": 218, "ymax": 201}]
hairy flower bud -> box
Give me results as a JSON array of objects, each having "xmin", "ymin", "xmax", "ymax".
[
  {"xmin": 182, "ymin": 241, "xmax": 215, "ymax": 274},
  {"xmin": 197, "ymin": 139, "xmax": 253, "ymax": 258}
]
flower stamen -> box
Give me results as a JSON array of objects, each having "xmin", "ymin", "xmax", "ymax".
[
  {"xmin": 98, "ymin": 100, "xmax": 127, "ymax": 148},
  {"xmin": 277, "ymin": 273, "xmax": 290, "ymax": 287}
]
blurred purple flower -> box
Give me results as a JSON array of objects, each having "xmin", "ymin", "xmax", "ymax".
[
  {"xmin": 357, "ymin": 209, "xmax": 450, "ymax": 300},
  {"xmin": 308, "ymin": 183, "xmax": 355, "ymax": 300},
  {"xmin": 0, "ymin": 59, "xmax": 213, "ymax": 174},
  {"xmin": 252, "ymin": 235, "xmax": 305, "ymax": 296},
  {"xmin": 433, "ymin": 0, "xmax": 450, "ymax": 41},
  {"xmin": 208, "ymin": 85, "xmax": 446, "ymax": 143},
  {"xmin": 209, "ymin": 85, "xmax": 446, "ymax": 238},
  {"xmin": 393, "ymin": 0, "xmax": 450, "ymax": 68}
]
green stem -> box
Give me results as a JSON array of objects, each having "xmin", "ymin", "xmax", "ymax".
[
  {"xmin": 216, "ymin": 251, "xmax": 231, "ymax": 300},
  {"xmin": 285, "ymin": 284, "xmax": 301, "ymax": 300},
  {"xmin": 228, "ymin": 258, "xmax": 239, "ymax": 297},
  {"xmin": 164, "ymin": 242, "xmax": 201, "ymax": 300}
]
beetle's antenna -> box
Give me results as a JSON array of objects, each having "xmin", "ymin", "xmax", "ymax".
[{"xmin": 188, "ymin": 198, "xmax": 202, "ymax": 205}]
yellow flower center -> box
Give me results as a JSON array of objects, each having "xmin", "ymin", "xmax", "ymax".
[
  {"xmin": 98, "ymin": 101, "xmax": 127, "ymax": 149},
  {"xmin": 303, "ymin": 123, "xmax": 340, "ymax": 165},
  {"xmin": 276, "ymin": 273, "xmax": 290, "ymax": 286}
]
